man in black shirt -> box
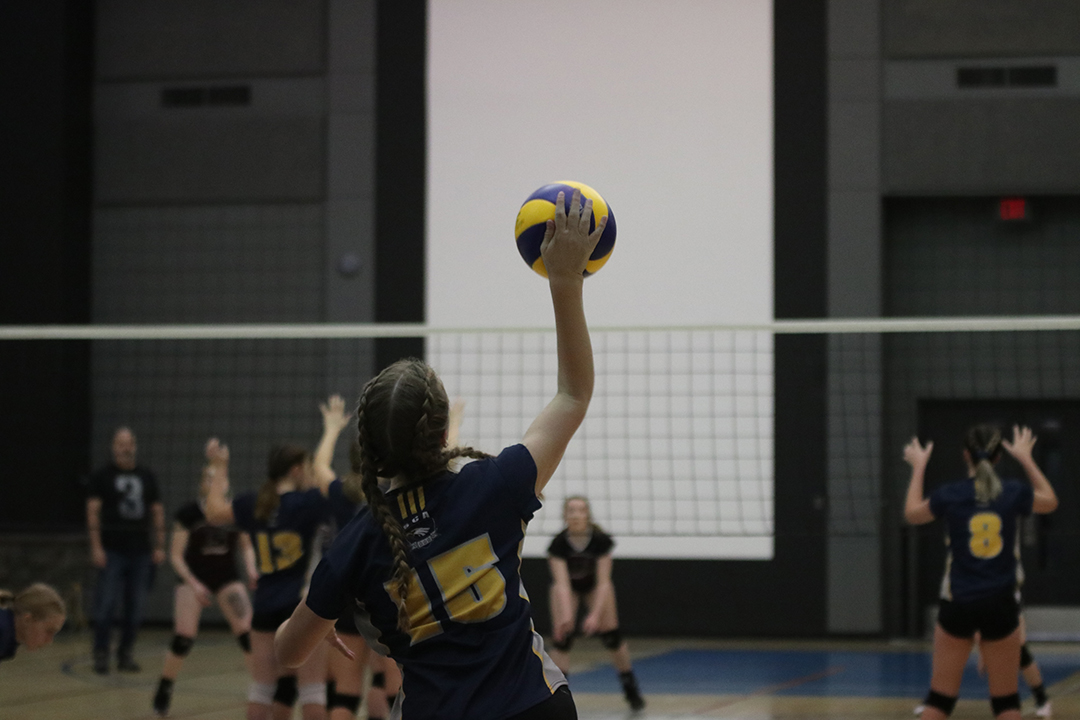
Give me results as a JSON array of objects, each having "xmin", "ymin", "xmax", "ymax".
[{"xmin": 86, "ymin": 427, "xmax": 165, "ymax": 674}]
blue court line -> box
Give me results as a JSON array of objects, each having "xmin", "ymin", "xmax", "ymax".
[{"xmin": 567, "ymin": 648, "xmax": 1080, "ymax": 698}]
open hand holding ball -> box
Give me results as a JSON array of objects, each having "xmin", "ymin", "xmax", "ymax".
[{"xmin": 515, "ymin": 181, "xmax": 616, "ymax": 277}]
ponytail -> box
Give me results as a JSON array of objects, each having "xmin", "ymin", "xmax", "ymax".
[
  {"xmin": 255, "ymin": 443, "xmax": 310, "ymax": 523},
  {"xmin": 965, "ymin": 424, "xmax": 1003, "ymax": 504}
]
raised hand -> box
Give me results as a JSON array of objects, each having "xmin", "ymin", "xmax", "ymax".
[
  {"xmin": 320, "ymin": 394, "xmax": 353, "ymax": 434},
  {"xmin": 540, "ymin": 189, "xmax": 607, "ymax": 279},
  {"xmin": 1002, "ymin": 425, "xmax": 1037, "ymax": 463},
  {"xmin": 903, "ymin": 436, "xmax": 933, "ymax": 469}
]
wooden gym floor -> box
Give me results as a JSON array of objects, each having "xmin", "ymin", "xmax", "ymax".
[{"xmin": 2, "ymin": 629, "xmax": 1078, "ymax": 719}]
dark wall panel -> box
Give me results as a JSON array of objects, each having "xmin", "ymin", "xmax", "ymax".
[
  {"xmin": 97, "ymin": 0, "xmax": 327, "ymax": 80},
  {"xmin": 885, "ymin": 0, "xmax": 1080, "ymax": 58},
  {"xmin": 884, "ymin": 99, "xmax": 1080, "ymax": 195}
]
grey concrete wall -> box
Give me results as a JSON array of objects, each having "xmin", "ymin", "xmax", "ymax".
[
  {"xmin": 826, "ymin": 0, "xmax": 884, "ymax": 634},
  {"xmin": 89, "ymin": 0, "xmax": 376, "ymax": 625}
]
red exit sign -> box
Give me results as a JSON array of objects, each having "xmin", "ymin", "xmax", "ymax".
[{"xmin": 999, "ymin": 197, "xmax": 1029, "ymax": 222}]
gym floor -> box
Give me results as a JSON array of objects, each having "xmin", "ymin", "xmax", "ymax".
[{"xmin": 3, "ymin": 630, "xmax": 1079, "ymax": 719}]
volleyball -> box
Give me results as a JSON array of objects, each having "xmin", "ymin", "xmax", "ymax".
[{"xmin": 514, "ymin": 181, "xmax": 617, "ymax": 278}]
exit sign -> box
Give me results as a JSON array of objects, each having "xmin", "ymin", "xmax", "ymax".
[{"xmin": 999, "ymin": 197, "xmax": 1029, "ymax": 222}]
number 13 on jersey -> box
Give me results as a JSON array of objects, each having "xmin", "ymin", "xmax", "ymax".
[{"xmin": 385, "ymin": 534, "xmax": 507, "ymax": 645}]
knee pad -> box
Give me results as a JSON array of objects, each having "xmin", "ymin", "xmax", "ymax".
[
  {"xmin": 991, "ymin": 693, "xmax": 1020, "ymax": 717},
  {"xmin": 170, "ymin": 634, "xmax": 195, "ymax": 657},
  {"xmin": 371, "ymin": 671, "xmax": 386, "ymax": 688},
  {"xmin": 328, "ymin": 692, "xmax": 361, "ymax": 713},
  {"xmin": 1020, "ymin": 643, "xmax": 1034, "ymax": 669},
  {"xmin": 298, "ymin": 683, "xmax": 326, "ymax": 707},
  {"xmin": 247, "ymin": 682, "xmax": 275, "ymax": 705},
  {"xmin": 273, "ymin": 675, "xmax": 298, "ymax": 706},
  {"xmin": 236, "ymin": 631, "xmax": 251, "ymax": 653},
  {"xmin": 552, "ymin": 635, "xmax": 574, "ymax": 652},
  {"xmin": 926, "ymin": 690, "xmax": 958, "ymax": 717},
  {"xmin": 599, "ymin": 628, "xmax": 624, "ymax": 650}
]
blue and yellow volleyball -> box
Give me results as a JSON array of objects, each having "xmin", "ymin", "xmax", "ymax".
[{"xmin": 514, "ymin": 181, "xmax": 617, "ymax": 277}]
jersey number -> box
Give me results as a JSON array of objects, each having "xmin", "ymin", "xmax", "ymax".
[
  {"xmin": 969, "ymin": 512, "xmax": 1004, "ymax": 559},
  {"xmin": 114, "ymin": 475, "xmax": 145, "ymax": 520},
  {"xmin": 384, "ymin": 534, "xmax": 507, "ymax": 645},
  {"xmin": 255, "ymin": 531, "xmax": 303, "ymax": 574}
]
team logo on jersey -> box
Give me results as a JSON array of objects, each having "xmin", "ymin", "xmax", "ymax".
[{"xmin": 402, "ymin": 510, "xmax": 438, "ymax": 550}]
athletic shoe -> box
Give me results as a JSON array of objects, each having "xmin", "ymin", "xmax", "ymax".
[
  {"xmin": 1035, "ymin": 700, "xmax": 1052, "ymax": 718},
  {"xmin": 153, "ymin": 683, "xmax": 172, "ymax": 717},
  {"xmin": 625, "ymin": 689, "xmax": 646, "ymax": 711},
  {"xmin": 93, "ymin": 651, "xmax": 109, "ymax": 675},
  {"xmin": 117, "ymin": 654, "xmax": 141, "ymax": 672},
  {"xmin": 913, "ymin": 704, "xmax": 925, "ymax": 716}
]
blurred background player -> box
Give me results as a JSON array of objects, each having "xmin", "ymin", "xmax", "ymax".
[
  {"xmin": 0, "ymin": 583, "xmax": 67, "ymax": 666},
  {"xmin": 547, "ymin": 495, "xmax": 644, "ymax": 710},
  {"xmin": 86, "ymin": 427, "xmax": 166, "ymax": 674},
  {"xmin": 903, "ymin": 424, "xmax": 1058, "ymax": 720},
  {"xmin": 152, "ymin": 439, "xmax": 260, "ymax": 717},
  {"xmin": 205, "ymin": 395, "xmax": 350, "ymax": 720}
]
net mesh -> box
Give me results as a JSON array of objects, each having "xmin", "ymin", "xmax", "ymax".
[{"xmin": 6, "ymin": 316, "xmax": 1080, "ymax": 560}]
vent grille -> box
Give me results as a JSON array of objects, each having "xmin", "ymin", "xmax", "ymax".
[
  {"xmin": 161, "ymin": 85, "xmax": 252, "ymax": 107},
  {"xmin": 957, "ymin": 65, "xmax": 1056, "ymax": 89}
]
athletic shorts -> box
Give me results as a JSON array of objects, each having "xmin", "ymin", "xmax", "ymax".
[
  {"xmin": 335, "ymin": 610, "xmax": 360, "ymax": 636},
  {"xmin": 938, "ymin": 587, "xmax": 1020, "ymax": 641},
  {"xmin": 252, "ymin": 602, "xmax": 299, "ymax": 633},
  {"xmin": 177, "ymin": 570, "xmax": 240, "ymax": 594}
]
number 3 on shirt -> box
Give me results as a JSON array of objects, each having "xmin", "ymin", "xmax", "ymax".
[
  {"xmin": 385, "ymin": 534, "xmax": 507, "ymax": 645},
  {"xmin": 969, "ymin": 512, "xmax": 1003, "ymax": 559}
]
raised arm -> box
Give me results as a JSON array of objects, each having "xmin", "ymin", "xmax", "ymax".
[
  {"xmin": 903, "ymin": 437, "xmax": 935, "ymax": 525},
  {"xmin": 522, "ymin": 189, "xmax": 606, "ymax": 495},
  {"xmin": 313, "ymin": 394, "xmax": 352, "ymax": 493},
  {"xmin": 1002, "ymin": 425, "xmax": 1058, "ymax": 514},
  {"xmin": 202, "ymin": 439, "xmax": 235, "ymax": 526}
]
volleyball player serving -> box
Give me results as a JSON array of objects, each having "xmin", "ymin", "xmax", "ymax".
[
  {"xmin": 903, "ymin": 424, "xmax": 1058, "ymax": 720},
  {"xmin": 274, "ymin": 188, "xmax": 605, "ymax": 720}
]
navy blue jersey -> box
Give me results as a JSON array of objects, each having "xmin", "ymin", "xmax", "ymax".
[
  {"xmin": 327, "ymin": 478, "xmax": 360, "ymax": 530},
  {"xmin": 548, "ymin": 528, "xmax": 615, "ymax": 595},
  {"xmin": 232, "ymin": 488, "xmax": 329, "ymax": 614},
  {"xmin": 0, "ymin": 608, "xmax": 16, "ymax": 662},
  {"xmin": 306, "ymin": 444, "xmax": 566, "ymax": 720},
  {"xmin": 930, "ymin": 478, "xmax": 1034, "ymax": 603}
]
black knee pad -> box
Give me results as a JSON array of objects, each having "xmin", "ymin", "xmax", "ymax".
[
  {"xmin": 236, "ymin": 631, "xmax": 251, "ymax": 653},
  {"xmin": 328, "ymin": 692, "xmax": 361, "ymax": 713},
  {"xmin": 991, "ymin": 693, "xmax": 1020, "ymax": 716},
  {"xmin": 170, "ymin": 634, "xmax": 195, "ymax": 657},
  {"xmin": 1020, "ymin": 643, "xmax": 1034, "ymax": 669},
  {"xmin": 273, "ymin": 675, "xmax": 298, "ymax": 706},
  {"xmin": 599, "ymin": 628, "xmax": 623, "ymax": 650},
  {"xmin": 552, "ymin": 635, "xmax": 574, "ymax": 652},
  {"xmin": 371, "ymin": 671, "xmax": 385, "ymax": 688},
  {"xmin": 926, "ymin": 690, "xmax": 958, "ymax": 717},
  {"xmin": 326, "ymin": 680, "xmax": 336, "ymax": 700}
]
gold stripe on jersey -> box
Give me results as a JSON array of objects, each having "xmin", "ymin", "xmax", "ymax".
[
  {"xmin": 417, "ymin": 486, "xmax": 426, "ymax": 510},
  {"xmin": 407, "ymin": 491, "xmax": 418, "ymax": 515},
  {"xmin": 397, "ymin": 494, "xmax": 408, "ymax": 518}
]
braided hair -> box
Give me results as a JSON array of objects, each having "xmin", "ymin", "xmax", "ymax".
[
  {"xmin": 347, "ymin": 358, "xmax": 490, "ymax": 632},
  {"xmin": 964, "ymin": 424, "xmax": 1003, "ymax": 504}
]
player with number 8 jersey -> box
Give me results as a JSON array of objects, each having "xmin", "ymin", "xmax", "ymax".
[{"xmin": 903, "ymin": 424, "xmax": 1058, "ymax": 720}]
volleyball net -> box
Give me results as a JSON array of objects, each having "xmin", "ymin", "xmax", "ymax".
[{"xmin": 4, "ymin": 316, "xmax": 1079, "ymax": 560}]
